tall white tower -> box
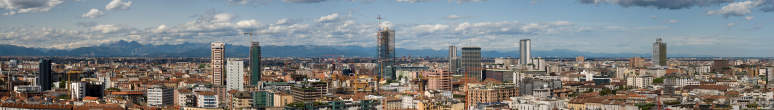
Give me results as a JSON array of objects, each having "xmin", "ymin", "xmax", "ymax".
[{"xmin": 519, "ymin": 39, "xmax": 532, "ymax": 65}]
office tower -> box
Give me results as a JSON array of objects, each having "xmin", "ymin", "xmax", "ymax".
[
  {"xmin": 519, "ymin": 39, "xmax": 531, "ymax": 65},
  {"xmin": 249, "ymin": 42, "xmax": 261, "ymax": 86},
  {"xmin": 377, "ymin": 27, "xmax": 396, "ymax": 80},
  {"xmin": 448, "ymin": 45, "xmax": 459, "ymax": 74},
  {"xmin": 253, "ymin": 91, "xmax": 274, "ymax": 108},
  {"xmin": 147, "ymin": 85, "xmax": 174, "ymax": 106},
  {"xmin": 226, "ymin": 58, "xmax": 244, "ymax": 91},
  {"xmin": 461, "ymin": 47, "xmax": 482, "ymax": 81},
  {"xmin": 38, "ymin": 59, "xmax": 52, "ymax": 91},
  {"xmin": 70, "ymin": 82, "xmax": 85, "ymax": 100},
  {"xmin": 211, "ymin": 42, "xmax": 226, "ymax": 85},
  {"xmin": 652, "ymin": 38, "xmax": 667, "ymax": 66}
]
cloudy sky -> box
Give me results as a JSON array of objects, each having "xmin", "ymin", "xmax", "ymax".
[{"xmin": 0, "ymin": 0, "xmax": 773, "ymax": 57}]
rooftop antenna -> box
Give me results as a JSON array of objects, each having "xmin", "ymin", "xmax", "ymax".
[{"xmin": 377, "ymin": 15, "xmax": 383, "ymax": 31}]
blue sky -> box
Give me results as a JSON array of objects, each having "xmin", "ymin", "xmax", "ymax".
[{"xmin": 0, "ymin": 0, "xmax": 773, "ymax": 57}]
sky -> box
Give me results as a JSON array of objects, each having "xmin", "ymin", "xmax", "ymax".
[{"xmin": 0, "ymin": 0, "xmax": 773, "ymax": 57}]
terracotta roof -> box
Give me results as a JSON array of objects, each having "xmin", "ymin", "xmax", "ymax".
[{"xmin": 83, "ymin": 96, "xmax": 99, "ymax": 101}]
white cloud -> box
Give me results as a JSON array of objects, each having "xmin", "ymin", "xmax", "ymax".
[
  {"xmin": 412, "ymin": 24, "xmax": 449, "ymax": 33},
  {"xmin": 105, "ymin": 0, "xmax": 132, "ymax": 11},
  {"xmin": 91, "ymin": 24, "xmax": 124, "ymax": 33},
  {"xmin": 707, "ymin": 0, "xmax": 764, "ymax": 17},
  {"xmin": 275, "ymin": 18, "xmax": 290, "ymax": 25},
  {"xmin": 236, "ymin": 19, "xmax": 260, "ymax": 28},
  {"xmin": 0, "ymin": 0, "xmax": 64, "ymax": 15},
  {"xmin": 452, "ymin": 0, "xmax": 486, "ymax": 3},
  {"xmin": 445, "ymin": 14, "xmax": 472, "ymax": 20},
  {"xmin": 745, "ymin": 16, "xmax": 754, "ymax": 21},
  {"xmin": 282, "ymin": 0, "xmax": 327, "ymax": 3},
  {"xmin": 317, "ymin": 13, "xmax": 339, "ymax": 23},
  {"xmin": 727, "ymin": 23, "xmax": 736, "ymax": 27},
  {"xmin": 579, "ymin": 0, "xmax": 733, "ymax": 9},
  {"xmin": 667, "ymin": 19, "xmax": 679, "ymax": 24},
  {"xmin": 81, "ymin": 8, "xmax": 104, "ymax": 18},
  {"xmin": 396, "ymin": 0, "xmax": 433, "ymax": 3},
  {"xmin": 213, "ymin": 13, "xmax": 235, "ymax": 23}
]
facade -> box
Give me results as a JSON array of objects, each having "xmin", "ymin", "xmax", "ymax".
[
  {"xmin": 627, "ymin": 76, "xmax": 653, "ymax": 88},
  {"xmin": 38, "ymin": 59, "xmax": 52, "ymax": 91},
  {"xmin": 249, "ymin": 42, "xmax": 261, "ymax": 86},
  {"xmin": 377, "ymin": 27, "xmax": 396, "ymax": 80},
  {"xmin": 449, "ymin": 45, "xmax": 459, "ymax": 74},
  {"xmin": 427, "ymin": 69, "xmax": 452, "ymax": 91},
  {"xmin": 291, "ymin": 81, "xmax": 328, "ymax": 102},
  {"xmin": 226, "ymin": 58, "xmax": 244, "ymax": 91},
  {"xmin": 461, "ymin": 47, "xmax": 482, "ymax": 81},
  {"xmin": 712, "ymin": 60, "xmax": 730, "ymax": 74},
  {"xmin": 629, "ymin": 57, "xmax": 645, "ymax": 68},
  {"xmin": 519, "ymin": 39, "xmax": 531, "ymax": 65},
  {"xmin": 147, "ymin": 86, "xmax": 174, "ymax": 106},
  {"xmin": 652, "ymin": 38, "xmax": 667, "ymax": 66},
  {"xmin": 466, "ymin": 83, "xmax": 516, "ymax": 107},
  {"xmin": 230, "ymin": 91, "xmax": 253, "ymax": 109},
  {"xmin": 196, "ymin": 91, "xmax": 219, "ymax": 108},
  {"xmin": 70, "ymin": 82, "xmax": 85, "ymax": 100},
  {"xmin": 211, "ymin": 42, "xmax": 226, "ymax": 85}
]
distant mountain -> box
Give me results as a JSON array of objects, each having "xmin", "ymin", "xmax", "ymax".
[{"xmin": 0, "ymin": 40, "xmax": 702, "ymax": 57}]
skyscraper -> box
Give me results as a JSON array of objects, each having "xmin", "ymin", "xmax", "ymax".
[
  {"xmin": 448, "ymin": 45, "xmax": 458, "ymax": 74},
  {"xmin": 250, "ymin": 42, "xmax": 261, "ymax": 86},
  {"xmin": 377, "ymin": 27, "xmax": 396, "ymax": 80},
  {"xmin": 211, "ymin": 42, "xmax": 226, "ymax": 86},
  {"xmin": 652, "ymin": 38, "xmax": 667, "ymax": 66},
  {"xmin": 519, "ymin": 39, "xmax": 531, "ymax": 65},
  {"xmin": 461, "ymin": 47, "xmax": 482, "ymax": 81},
  {"xmin": 226, "ymin": 58, "xmax": 244, "ymax": 91},
  {"xmin": 38, "ymin": 59, "xmax": 52, "ymax": 91}
]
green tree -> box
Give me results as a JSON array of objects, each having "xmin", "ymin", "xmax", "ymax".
[{"xmin": 652, "ymin": 77, "xmax": 665, "ymax": 84}]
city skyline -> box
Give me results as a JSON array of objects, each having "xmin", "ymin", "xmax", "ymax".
[{"xmin": 1, "ymin": 0, "xmax": 773, "ymax": 57}]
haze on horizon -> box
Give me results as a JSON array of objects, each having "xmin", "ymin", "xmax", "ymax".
[{"xmin": 1, "ymin": 0, "xmax": 773, "ymax": 57}]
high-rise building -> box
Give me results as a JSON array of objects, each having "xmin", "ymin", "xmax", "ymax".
[
  {"xmin": 448, "ymin": 45, "xmax": 459, "ymax": 74},
  {"xmin": 147, "ymin": 85, "xmax": 174, "ymax": 106},
  {"xmin": 652, "ymin": 38, "xmax": 667, "ymax": 66},
  {"xmin": 250, "ymin": 42, "xmax": 261, "ymax": 86},
  {"xmin": 226, "ymin": 58, "xmax": 244, "ymax": 91},
  {"xmin": 377, "ymin": 27, "xmax": 396, "ymax": 80},
  {"xmin": 70, "ymin": 82, "xmax": 85, "ymax": 100},
  {"xmin": 519, "ymin": 39, "xmax": 531, "ymax": 65},
  {"xmin": 211, "ymin": 42, "xmax": 226, "ymax": 85},
  {"xmin": 38, "ymin": 59, "xmax": 52, "ymax": 91},
  {"xmin": 461, "ymin": 47, "xmax": 482, "ymax": 81}
]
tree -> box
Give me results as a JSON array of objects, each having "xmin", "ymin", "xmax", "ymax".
[
  {"xmin": 652, "ymin": 77, "xmax": 664, "ymax": 84},
  {"xmin": 106, "ymin": 87, "xmax": 121, "ymax": 91}
]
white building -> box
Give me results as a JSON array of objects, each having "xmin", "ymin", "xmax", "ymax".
[
  {"xmin": 147, "ymin": 86, "xmax": 174, "ymax": 106},
  {"xmin": 70, "ymin": 82, "xmax": 85, "ymax": 100},
  {"xmin": 226, "ymin": 58, "xmax": 244, "ymax": 91},
  {"xmin": 509, "ymin": 96, "xmax": 566, "ymax": 110},
  {"xmin": 196, "ymin": 92, "xmax": 219, "ymax": 108},
  {"xmin": 627, "ymin": 76, "xmax": 652, "ymax": 88}
]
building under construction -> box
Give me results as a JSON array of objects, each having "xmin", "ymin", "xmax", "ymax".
[{"xmin": 377, "ymin": 23, "xmax": 396, "ymax": 80}]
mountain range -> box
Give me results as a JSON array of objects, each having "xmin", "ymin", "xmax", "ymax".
[{"xmin": 0, "ymin": 40, "xmax": 700, "ymax": 57}]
